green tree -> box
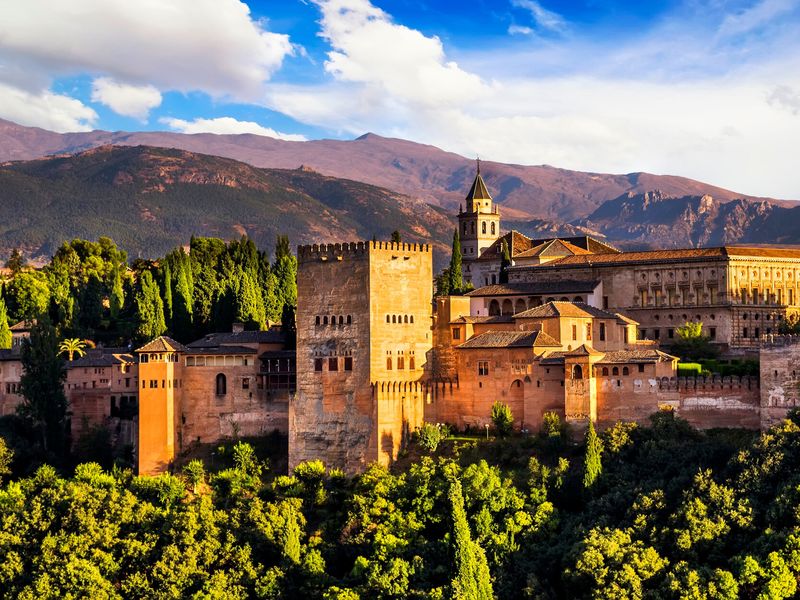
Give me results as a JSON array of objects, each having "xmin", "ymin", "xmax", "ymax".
[
  {"xmin": 172, "ymin": 261, "xmax": 194, "ymax": 341},
  {"xmin": 5, "ymin": 248, "xmax": 26, "ymax": 274},
  {"xmin": 17, "ymin": 319, "xmax": 68, "ymax": 456},
  {"xmin": 0, "ymin": 297, "xmax": 11, "ymax": 349},
  {"xmin": 449, "ymin": 478, "xmax": 494, "ymax": 599},
  {"xmin": 109, "ymin": 265, "xmax": 124, "ymax": 319},
  {"xmin": 134, "ymin": 270, "xmax": 166, "ymax": 341},
  {"xmin": 273, "ymin": 235, "xmax": 297, "ymax": 315},
  {"xmin": 0, "ymin": 436, "xmax": 12, "ymax": 483},
  {"xmin": 160, "ymin": 262, "xmax": 174, "ymax": 324},
  {"xmin": 390, "ymin": 230, "xmax": 402, "ymax": 243},
  {"xmin": 184, "ymin": 459, "xmax": 206, "ymax": 494},
  {"xmin": 499, "ymin": 238, "xmax": 511, "ymax": 284},
  {"xmin": 671, "ymin": 321, "xmax": 718, "ymax": 361},
  {"xmin": 448, "ymin": 228, "xmax": 464, "ymax": 295},
  {"xmin": 491, "ymin": 401, "xmax": 514, "ymax": 437},
  {"xmin": 583, "ymin": 420, "xmax": 603, "ymax": 488},
  {"xmin": 435, "ymin": 268, "xmax": 451, "ymax": 297},
  {"xmin": 6, "ymin": 271, "xmax": 51, "ymax": 322},
  {"xmin": 235, "ymin": 270, "xmax": 267, "ymax": 330}
]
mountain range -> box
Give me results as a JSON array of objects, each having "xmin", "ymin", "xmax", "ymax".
[{"xmin": 1, "ymin": 118, "xmax": 799, "ymax": 264}]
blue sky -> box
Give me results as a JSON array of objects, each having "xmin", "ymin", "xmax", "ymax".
[{"xmin": 1, "ymin": 0, "xmax": 799, "ymax": 198}]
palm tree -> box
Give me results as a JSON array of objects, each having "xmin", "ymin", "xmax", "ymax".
[{"xmin": 59, "ymin": 338, "xmax": 87, "ymax": 361}]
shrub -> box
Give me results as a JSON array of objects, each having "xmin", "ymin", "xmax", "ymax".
[
  {"xmin": 540, "ymin": 412, "xmax": 563, "ymax": 439},
  {"xmin": 491, "ymin": 402, "xmax": 514, "ymax": 437},
  {"xmin": 677, "ymin": 363, "xmax": 703, "ymax": 377},
  {"xmin": 415, "ymin": 422, "xmax": 449, "ymax": 453}
]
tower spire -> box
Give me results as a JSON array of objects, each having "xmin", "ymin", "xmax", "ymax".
[{"xmin": 476, "ymin": 156, "xmax": 481, "ymax": 175}]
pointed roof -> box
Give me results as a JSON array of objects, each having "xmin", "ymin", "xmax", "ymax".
[
  {"xmin": 465, "ymin": 160, "xmax": 492, "ymax": 202},
  {"xmin": 135, "ymin": 336, "xmax": 187, "ymax": 353},
  {"xmin": 456, "ymin": 329, "xmax": 560, "ymax": 349},
  {"xmin": 563, "ymin": 344, "xmax": 605, "ymax": 357}
]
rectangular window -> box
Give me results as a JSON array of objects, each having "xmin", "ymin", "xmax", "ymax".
[
  {"xmin": 778, "ymin": 289, "xmax": 784, "ymax": 304},
  {"xmin": 640, "ymin": 290, "xmax": 648, "ymax": 307},
  {"xmin": 599, "ymin": 323, "xmax": 606, "ymax": 341},
  {"xmin": 242, "ymin": 377, "xmax": 250, "ymax": 390},
  {"xmin": 743, "ymin": 327, "xmax": 748, "ymax": 338},
  {"xmin": 638, "ymin": 363, "xmax": 645, "ymax": 373},
  {"xmin": 741, "ymin": 288, "xmax": 749, "ymax": 304},
  {"xmin": 314, "ymin": 358, "xmax": 323, "ymax": 372},
  {"xmin": 478, "ymin": 361, "xmax": 489, "ymax": 376},
  {"xmin": 452, "ymin": 328, "xmax": 460, "ymax": 340},
  {"xmin": 328, "ymin": 357, "xmax": 338, "ymax": 371},
  {"xmin": 603, "ymin": 296, "xmax": 609, "ymax": 309},
  {"xmin": 668, "ymin": 328, "xmax": 674, "ymax": 339},
  {"xmin": 409, "ymin": 357, "xmax": 415, "ymax": 370},
  {"xmin": 654, "ymin": 329, "xmax": 660, "ymax": 340},
  {"xmin": 754, "ymin": 327, "xmax": 760, "ymax": 339},
  {"xmin": 572, "ymin": 324, "xmax": 577, "ymax": 341},
  {"xmin": 386, "ymin": 357, "xmax": 392, "ymax": 370},
  {"xmin": 586, "ymin": 323, "xmax": 592, "ymax": 341},
  {"xmin": 790, "ymin": 289, "xmax": 795, "ymax": 305},
  {"xmin": 344, "ymin": 357, "xmax": 353, "ymax": 371},
  {"xmin": 709, "ymin": 327, "xmax": 716, "ymax": 339}
]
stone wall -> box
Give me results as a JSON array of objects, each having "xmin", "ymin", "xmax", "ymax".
[{"xmin": 760, "ymin": 335, "xmax": 800, "ymax": 429}]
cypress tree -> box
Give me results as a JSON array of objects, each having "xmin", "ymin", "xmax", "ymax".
[
  {"xmin": 499, "ymin": 238, "xmax": 511, "ymax": 284},
  {"xmin": 583, "ymin": 420, "xmax": 603, "ymax": 488},
  {"xmin": 274, "ymin": 235, "xmax": 297, "ymax": 314},
  {"xmin": 449, "ymin": 478, "xmax": 494, "ymax": 600},
  {"xmin": 448, "ymin": 228, "xmax": 463, "ymax": 295},
  {"xmin": 17, "ymin": 318, "xmax": 68, "ymax": 457},
  {"xmin": 172, "ymin": 262, "xmax": 194, "ymax": 341},
  {"xmin": 109, "ymin": 265, "xmax": 124, "ymax": 319},
  {"xmin": 160, "ymin": 263, "xmax": 173, "ymax": 324},
  {"xmin": 135, "ymin": 271, "xmax": 166, "ymax": 341},
  {"xmin": 0, "ymin": 297, "xmax": 11, "ymax": 349},
  {"xmin": 391, "ymin": 230, "xmax": 402, "ymax": 243},
  {"xmin": 235, "ymin": 270, "xmax": 266, "ymax": 330}
]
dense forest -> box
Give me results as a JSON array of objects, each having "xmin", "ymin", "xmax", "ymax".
[
  {"xmin": 0, "ymin": 234, "xmax": 298, "ymax": 347},
  {"xmin": 1, "ymin": 410, "xmax": 800, "ymax": 598}
]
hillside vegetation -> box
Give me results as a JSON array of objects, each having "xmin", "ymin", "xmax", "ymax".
[{"xmin": 2, "ymin": 411, "xmax": 800, "ymax": 598}]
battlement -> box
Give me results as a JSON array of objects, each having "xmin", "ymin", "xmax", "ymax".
[
  {"xmin": 297, "ymin": 240, "xmax": 432, "ymax": 263},
  {"xmin": 657, "ymin": 375, "xmax": 759, "ymax": 391}
]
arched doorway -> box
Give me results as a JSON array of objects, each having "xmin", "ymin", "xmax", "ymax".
[
  {"xmin": 489, "ymin": 299, "xmax": 501, "ymax": 316},
  {"xmin": 502, "ymin": 299, "xmax": 513, "ymax": 315},
  {"xmin": 572, "ymin": 365, "xmax": 583, "ymax": 379},
  {"xmin": 514, "ymin": 298, "xmax": 527, "ymax": 314}
]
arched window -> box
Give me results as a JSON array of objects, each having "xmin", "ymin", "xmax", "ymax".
[
  {"xmin": 215, "ymin": 373, "xmax": 227, "ymax": 396},
  {"xmin": 410, "ymin": 315, "xmax": 414, "ymax": 323},
  {"xmin": 330, "ymin": 315, "xmax": 335, "ymax": 325},
  {"xmin": 515, "ymin": 298, "xmax": 526, "ymax": 314},
  {"xmin": 392, "ymin": 315, "xmax": 396, "ymax": 323},
  {"xmin": 502, "ymin": 299, "xmax": 513, "ymax": 315},
  {"xmin": 491, "ymin": 222, "xmax": 496, "ymax": 235},
  {"xmin": 386, "ymin": 357, "xmax": 393, "ymax": 370},
  {"xmin": 572, "ymin": 365, "xmax": 583, "ymax": 379},
  {"xmin": 482, "ymin": 222, "xmax": 486, "ymax": 234},
  {"xmin": 315, "ymin": 316, "xmax": 320, "ymax": 325},
  {"xmin": 347, "ymin": 315, "xmax": 352, "ymax": 324},
  {"xmin": 404, "ymin": 315, "xmax": 409, "ymax": 323},
  {"xmin": 386, "ymin": 314, "xmax": 390, "ymax": 323},
  {"xmin": 602, "ymin": 367, "xmax": 609, "ymax": 376},
  {"xmin": 323, "ymin": 316, "xmax": 328, "ymax": 325},
  {"xmin": 622, "ymin": 367, "xmax": 630, "ymax": 376},
  {"xmin": 339, "ymin": 316, "xmax": 344, "ymax": 325},
  {"xmin": 612, "ymin": 367, "xmax": 619, "ymax": 376},
  {"xmin": 409, "ymin": 357, "xmax": 415, "ymax": 370},
  {"xmin": 489, "ymin": 299, "xmax": 501, "ymax": 316},
  {"xmin": 574, "ymin": 296, "xmax": 582, "ymax": 302}
]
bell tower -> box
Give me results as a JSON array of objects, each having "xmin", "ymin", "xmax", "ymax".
[{"xmin": 458, "ymin": 159, "xmax": 500, "ymax": 278}]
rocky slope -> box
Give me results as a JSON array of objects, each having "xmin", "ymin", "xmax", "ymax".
[
  {"xmin": 1, "ymin": 118, "xmax": 788, "ymax": 223},
  {"xmin": 0, "ymin": 145, "xmax": 454, "ymax": 264}
]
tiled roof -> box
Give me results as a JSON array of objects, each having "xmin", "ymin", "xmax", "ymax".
[
  {"xmin": 474, "ymin": 231, "xmax": 534, "ymax": 262},
  {"xmin": 515, "ymin": 239, "xmax": 593, "ymax": 259},
  {"xmin": 598, "ymin": 349, "xmax": 677, "ymax": 364},
  {"xmin": 135, "ymin": 336, "xmax": 187, "ymax": 353},
  {"xmin": 465, "ymin": 171, "xmax": 492, "ymax": 201},
  {"xmin": 185, "ymin": 345, "xmax": 257, "ymax": 355},
  {"xmin": 457, "ymin": 329, "xmax": 560, "ymax": 349},
  {"xmin": 68, "ymin": 352, "xmax": 135, "ymax": 368},
  {"xmin": 563, "ymin": 344, "xmax": 604, "ymax": 357},
  {"xmin": 466, "ymin": 280, "xmax": 601, "ymax": 297},
  {"xmin": 259, "ymin": 350, "xmax": 296, "ymax": 359},
  {"xmin": 186, "ymin": 329, "xmax": 285, "ymax": 348},
  {"xmin": 526, "ymin": 235, "xmax": 620, "ymax": 254},
  {"xmin": 515, "ymin": 301, "xmax": 626, "ymax": 321},
  {"xmin": 725, "ymin": 247, "xmax": 800, "ymax": 259},
  {"xmin": 9, "ymin": 320, "xmax": 35, "ymax": 332},
  {"xmin": 450, "ymin": 315, "xmax": 515, "ymax": 324}
]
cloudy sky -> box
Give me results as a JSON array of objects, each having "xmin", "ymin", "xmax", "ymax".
[{"xmin": 1, "ymin": 0, "xmax": 799, "ymax": 198}]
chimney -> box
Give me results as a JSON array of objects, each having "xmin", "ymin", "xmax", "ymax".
[{"xmin": 232, "ymin": 322, "xmax": 244, "ymax": 334}]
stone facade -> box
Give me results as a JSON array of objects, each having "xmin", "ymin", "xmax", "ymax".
[
  {"xmin": 759, "ymin": 335, "xmax": 800, "ymax": 429},
  {"xmin": 291, "ymin": 241, "xmax": 432, "ymax": 473}
]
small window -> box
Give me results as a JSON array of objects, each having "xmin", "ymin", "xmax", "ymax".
[
  {"xmin": 586, "ymin": 323, "xmax": 592, "ymax": 341},
  {"xmin": 398, "ymin": 357, "xmax": 405, "ymax": 370},
  {"xmin": 409, "ymin": 357, "xmax": 415, "ymax": 370},
  {"xmin": 339, "ymin": 316, "xmax": 344, "ymax": 325},
  {"xmin": 612, "ymin": 367, "xmax": 619, "ymax": 376},
  {"xmin": 668, "ymin": 328, "xmax": 674, "ymax": 339},
  {"xmin": 215, "ymin": 373, "xmax": 227, "ymax": 395},
  {"xmin": 709, "ymin": 327, "xmax": 716, "ymax": 339},
  {"xmin": 622, "ymin": 367, "xmax": 630, "ymax": 376},
  {"xmin": 386, "ymin": 314, "xmax": 390, "ymax": 323},
  {"xmin": 491, "ymin": 222, "xmax": 495, "ymax": 235},
  {"xmin": 452, "ymin": 328, "xmax": 461, "ymax": 340},
  {"xmin": 344, "ymin": 357, "xmax": 353, "ymax": 371},
  {"xmin": 386, "ymin": 357, "xmax": 392, "ymax": 370},
  {"xmin": 347, "ymin": 315, "xmax": 352, "ymax": 324},
  {"xmin": 329, "ymin": 357, "xmax": 338, "ymax": 371},
  {"xmin": 404, "ymin": 315, "xmax": 409, "ymax": 323},
  {"xmin": 599, "ymin": 323, "xmax": 606, "ymax": 341},
  {"xmin": 315, "ymin": 316, "xmax": 320, "ymax": 325},
  {"xmin": 392, "ymin": 315, "xmax": 396, "ymax": 323},
  {"xmin": 410, "ymin": 315, "xmax": 414, "ymax": 323},
  {"xmin": 478, "ymin": 361, "xmax": 489, "ymax": 376},
  {"xmin": 314, "ymin": 358, "xmax": 323, "ymax": 372},
  {"xmin": 242, "ymin": 377, "xmax": 250, "ymax": 390},
  {"xmin": 572, "ymin": 324, "xmax": 577, "ymax": 341},
  {"xmin": 601, "ymin": 367, "xmax": 609, "ymax": 376},
  {"xmin": 323, "ymin": 316, "xmax": 328, "ymax": 325}
]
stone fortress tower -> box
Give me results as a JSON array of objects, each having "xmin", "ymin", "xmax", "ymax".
[{"xmin": 290, "ymin": 240, "xmax": 433, "ymax": 473}]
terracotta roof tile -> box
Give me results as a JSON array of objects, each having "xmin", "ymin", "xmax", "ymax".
[
  {"xmin": 466, "ymin": 280, "xmax": 601, "ymax": 297},
  {"xmin": 515, "ymin": 301, "xmax": 626, "ymax": 321},
  {"xmin": 186, "ymin": 329, "xmax": 285, "ymax": 348},
  {"xmin": 450, "ymin": 315, "xmax": 515, "ymax": 324},
  {"xmin": 457, "ymin": 329, "xmax": 560, "ymax": 349},
  {"xmin": 135, "ymin": 336, "xmax": 187, "ymax": 353}
]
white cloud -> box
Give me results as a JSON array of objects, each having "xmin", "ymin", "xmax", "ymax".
[
  {"xmin": 160, "ymin": 116, "xmax": 306, "ymax": 141},
  {"xmin": 0, "ymin": 0, "xmax": 294, "ymax": 130},
  {"xmin": 510, "ymin": 0, "xmax": 567, "ymax": 33},
  {"xmin": 717, "ymin": 0, "xmax": 798, "ymax": 38},
  {"xmin": 768, "ymin": 84, "xmax": 800, "ymax": 115},
  {"xmin": 267, "ymin": 0, "xmax": 800, "ymax": 199},
  {"xmin": 91, "ymin": 77, "xmax": 161, "ymax": 121},
  {"xmin": 508, "ymin": 24, "xmax": 534, "ymax": 36},
  {"xmin": 0, "ymin": 82, "xmax": 97, "ymax": 132}
]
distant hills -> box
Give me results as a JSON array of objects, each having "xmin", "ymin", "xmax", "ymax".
[
  {"xmin": 1, "ymin": 118, "xmax": 799, "ymax": 264},
  {"xmin": 0, "ymin": 145, "xmax": 454, "ymax": 263}
]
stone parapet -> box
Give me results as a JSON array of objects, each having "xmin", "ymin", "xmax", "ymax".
[{"xmin": 297, "ymin": 241, "xmax": 431, "ymax": 263}]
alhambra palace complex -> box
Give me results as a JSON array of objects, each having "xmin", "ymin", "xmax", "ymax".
[{"xmin": 3, "ymin": 167, "xmax": 800, "ymax": 474}]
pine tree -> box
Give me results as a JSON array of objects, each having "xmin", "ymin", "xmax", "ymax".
[
  {"xmin": 0, "ymin": 297, "xmax": 11, "ymax": 349},
  {"xmin": 448, "ymin": 228, "xmax": 463, "ymax": 295},
  {"xmin": 583, "ymin": 420, "xmax": 603, "ymax": 488},
  {"xmin": 391, "ymin": 230, "xmax": 402, "ymax": 243},
  {"xmin": 499, "ymin": 238, "xmax": 511, "ymax": 284},
  {"xmin": 449, "ymin": 478, "xmax": 494, "ymax": 600},
  {"xmin": 18, "ymin": 318, "xmax": 68, "ymax": 457}
]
